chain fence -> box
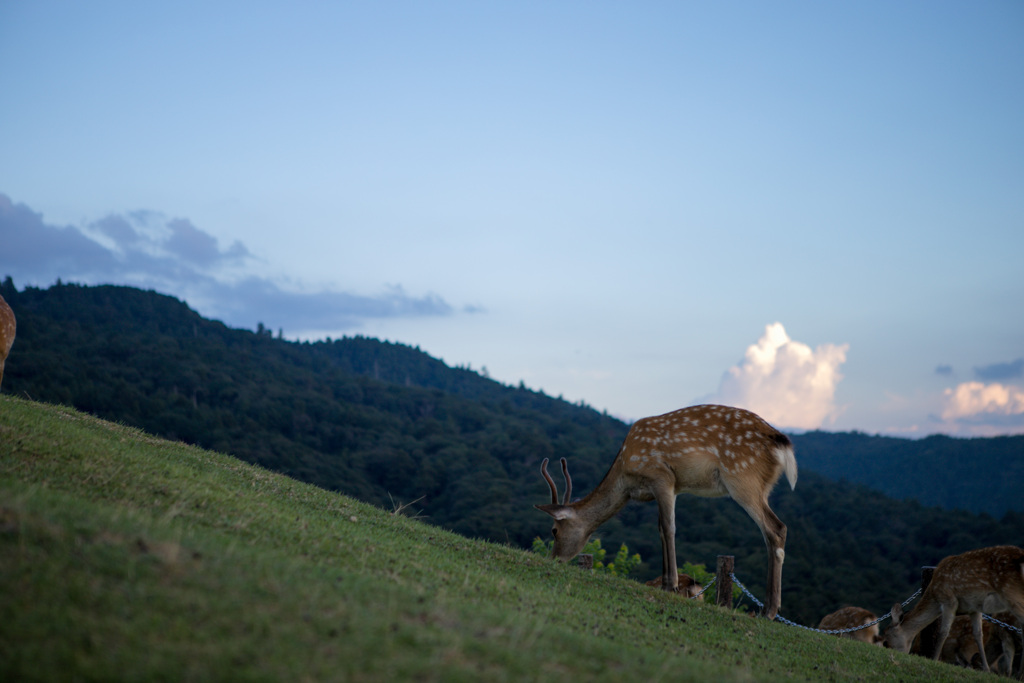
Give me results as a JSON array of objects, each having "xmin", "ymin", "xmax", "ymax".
[
  {"xmin": 699, "ymin": 572, "xmax": 1024, "ymax": 638},
  {"xmin": 983, "ymin": 612, "xmax": 1024, "ymax": 635},
  {"xmin": 691, "ymin": 575, "xmax": 716, "ymax": 600}
]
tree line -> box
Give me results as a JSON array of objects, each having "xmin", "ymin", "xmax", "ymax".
[{"xmin": 2, "ymin": 278, "xmax": 1022, "ymax": 626}]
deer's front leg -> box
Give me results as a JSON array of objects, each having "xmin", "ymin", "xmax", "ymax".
[
  {"xmin": 656, "ymin": 492, "xmax": 678, "ymax": 591},
  {"xmin": 931, "ymin": 608, "xmax": 957, "ymax": 663},
  {"xmin": 756, "ymin": 502, "xmax": 786, "ymax": 620}
]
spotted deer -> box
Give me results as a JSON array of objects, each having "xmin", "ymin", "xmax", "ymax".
[
  {"xmin": 535, "ymin": 404, "xmax": 796, "ymax": 619},
  {"xmin": 883, "ymin": 545, "xmax": 1024, "ymax": 674},
  {"xmin": 920, "ymin": 613, "xmax": 1018, "ymax": 674},
  {"xmin": 817, "ymin": 606, "xmax": 883, "ymax": 644},
  {"xmin": 0, "ymin": 294, "xmax": 14, "ymax": 389}
]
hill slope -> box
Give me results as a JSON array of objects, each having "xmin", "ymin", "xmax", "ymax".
[
  {"xmin": 2, "ymin": 280, "xmax": 1023, "ymax": 628},
  {"xmin": 0, "ymin": 396, "xmax": 987, "ymax": 682}
]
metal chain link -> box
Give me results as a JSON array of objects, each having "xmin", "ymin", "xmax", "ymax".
[
  {"xmin": 982, "ymin": 612, "xmax": 1023, "ymax": 635},
  {"xmin": 689, "ymin": 576, "xmax": 716, "ymax": 600},
  {"xmin": 730, "ymin": 573, "xmax": 924, "ymax": 635},
  {"xmin": 676, "ymin": 571, "xmax": 1022, "ymax": 639}
]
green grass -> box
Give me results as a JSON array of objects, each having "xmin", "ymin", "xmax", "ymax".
[{"xmin": 0, "ymin": 395, "xmax": 989, "ymax": 682}]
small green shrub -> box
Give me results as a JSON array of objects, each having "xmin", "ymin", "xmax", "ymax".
[{"xmin": 531, "ymin": 537, "xmax": 640, "ymax": 578}]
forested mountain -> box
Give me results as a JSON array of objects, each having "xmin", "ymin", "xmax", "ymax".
[
  {"xmin": 792, "ymin": 431, "xmax": 1024, "ymax": 517},
  {"xmin": 2, "ymin": 279, "xmax": 1022, "ymax": 626}
]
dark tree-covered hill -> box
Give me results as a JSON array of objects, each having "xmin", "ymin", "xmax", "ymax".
[
  {"xmin": 790, "ymin": 430, "xmax": 1024, "ymax": 517},
  {"xmin": 2, "ymin": 278, "xmax": 1022, "ymax": 626}
]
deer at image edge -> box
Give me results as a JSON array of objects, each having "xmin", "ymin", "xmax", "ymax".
[
  {"xmin": 535, "ymin": 404, "xmax": 796, "ymax": 619},
  {"xmin": 0, "ymin": 294, "xmax": 14, "ymax": 389},
  {"xmin": 883, "ymin": 545, "xmax": 1024, "ymax": 674}
]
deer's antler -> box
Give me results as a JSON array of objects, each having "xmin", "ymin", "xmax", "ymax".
[
  {"xmin": 540, "ymin": 458, "xmax": 559, "ymax": 505},
  {"xmin": 559, "ymin": 457, "xmax": 571, "ymax": 504}
]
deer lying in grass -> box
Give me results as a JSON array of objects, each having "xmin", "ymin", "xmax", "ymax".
[
  {"xmin": 883, "ymin": 545, "xmax": 1024, "ymax": 674},
  {"xmin": 0, "ymin": 294, "xmax": 14, "ymax": 389},
  {"xmin": 645, "ymin": 574, "xmax": 704, "ymax": 600},
  {"xmin": 817, "ymin": 606, "xmax": 882, "ymax": 644},
  {"xmin": 916, "ymin": 613, "xmax": 1018, "ymax": 674},
  {"xmin": 535, "ymin": 404, "xmax": 796, "ymax": 619}
]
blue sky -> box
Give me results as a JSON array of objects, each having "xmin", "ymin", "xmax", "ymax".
[{"xmin": 1, "ymin": 1, "xmax": 1022, "ymax": 436}]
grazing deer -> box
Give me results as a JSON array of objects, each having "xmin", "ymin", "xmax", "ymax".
[
  {"xmin": 883, "ymin": 545, "xmax": 1024, "ymax": 674},
  {"xmin": 0, "ymin": 294, "xmax": 14, "ymax": 389},
  {"xmin": 817, "ymin": 606, "xmax": 882, "ymax": 644},
  {"xmin": 535, "ymin": 404, "xmax": 796, "ymax": 619}
]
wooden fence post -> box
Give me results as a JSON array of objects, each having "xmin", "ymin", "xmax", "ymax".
[
  {"xmin": 917, "ymin": 566, "xmax": 938, "ymax": 656},
  {"xmin": 716, "ymin": 555, "xmax": 734, "ymax": 610},
  {"xmin": 578, "ymin": 553, "xmax": 594, "ymax": 571}
]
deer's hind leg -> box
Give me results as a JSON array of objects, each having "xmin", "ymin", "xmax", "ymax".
[
  {"xmin": 968, "ymin": 612, "xmax": 992, "ymax": 672},
  {"xmin": 728, "ymin": 485, "xmax": 787, "ymax": 619}
]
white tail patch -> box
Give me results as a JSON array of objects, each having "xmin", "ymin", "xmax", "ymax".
[{"xmin": 774, "ymin": 444, "xmax": 798, "ymax": 490}]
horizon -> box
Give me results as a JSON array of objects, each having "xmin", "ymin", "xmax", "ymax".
[
  {"xmin": 2, "ymin": 276, "xmax": 1020, "ymax": 444},
  {"xmin": 1, "ymin": 2, "xmax": 1022, "ymax": 437}
]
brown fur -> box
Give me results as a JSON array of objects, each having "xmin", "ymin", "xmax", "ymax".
[
  {"xmin": 535, "ymin": 404, "xmax": 796, "ymax": 619},
  {"xmin": 914, "ymin": 614, "xmax": 1018, "ymax": 673},
  {"xmin": 0, "ymin": 294, "xmax": 14, "ymax": 389},
  {"xmin": 817, "ymin": 606, "xmax": 882, "ymax": 644},
  {"xmin": 883, "ymin": 545, "xmax": 1024, "ymax": 673},
  {"xmin": 645, "ymin": 573, "xmax": 704, "ymax": 600}
]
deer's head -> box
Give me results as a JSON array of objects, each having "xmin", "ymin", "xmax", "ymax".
[
  {"xmin": 534, "ymin": 457, "xmax": 591, "ymax": 561},
  {"xmin": 882, "ymin": 602, "xmax": 912, "ymax": 652}
]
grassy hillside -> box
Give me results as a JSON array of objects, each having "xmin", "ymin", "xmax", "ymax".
[
  {"xmin": 0, "ymin": 396, "xmax": 988, "ymax": 681},
  {"xmin": 4, "ymin": 281, "xmax": 1024, "ymax": 629}
]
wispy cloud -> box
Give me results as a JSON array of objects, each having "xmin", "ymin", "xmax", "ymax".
[
  {"xmin": 973, "ymin": 358, "xmax": 1024, "ymax": 382},
  {"xmin": 0, "ymin": 192, "xmax": 456, "ymax": 333},
  {"xmin": 707, "ymin": 322, "xmax": 849, "ymax": 430}
]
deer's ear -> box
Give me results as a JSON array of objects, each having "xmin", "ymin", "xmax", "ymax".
[
  {"xmin": 534, "ymin": 503, "xmax": 574, "ymax": 521},
  {"xmin": 889, "ymin": 603, "xmax": 904, "ymax": 625}
]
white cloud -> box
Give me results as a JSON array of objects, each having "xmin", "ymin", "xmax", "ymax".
[
  {"xmin": 941, "ymin": 381, "xmax": 1024, "ymax": 421},
  {"xmin": 709, "ymin": 322, "xmax": 849, "ymax": 430}
]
